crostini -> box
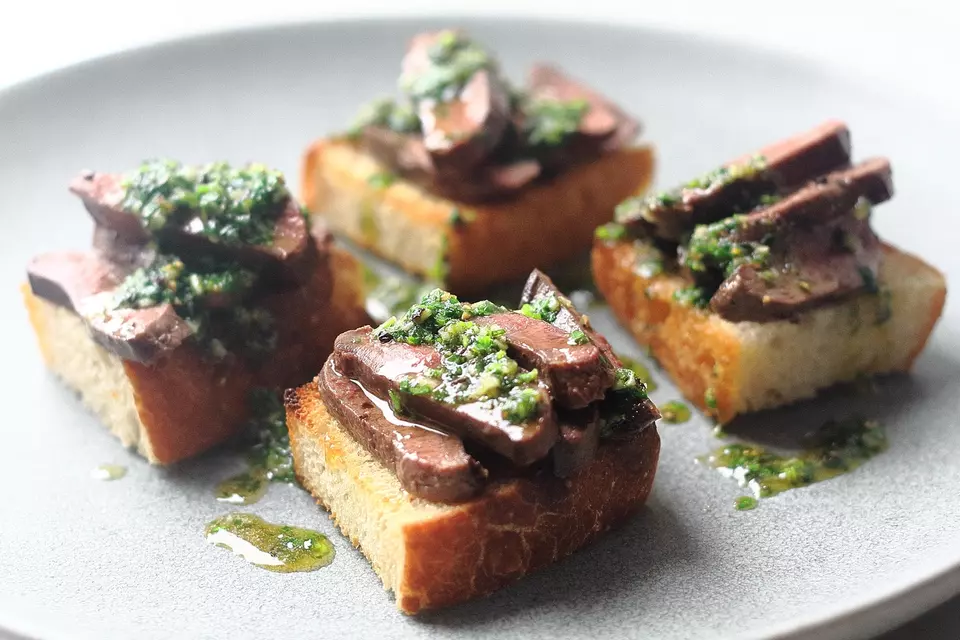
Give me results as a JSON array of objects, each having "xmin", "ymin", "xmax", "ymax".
[
  {"xmin": 301, "ymin": 28, "xmax": 655, "ymax": 295},
  {"xmin": 592, "ymin": 121, "xmax": 946, "ymax": 423},
  {"xmin": 285, "ymin": 270, "xmax": 661, "ymax": 613},
  {"xmin": 24, "ymin": 160, "xmax": 369, "ymax": 464}
]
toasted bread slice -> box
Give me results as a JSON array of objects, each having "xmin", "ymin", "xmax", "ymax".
[
  {"xmin": 285, "ymin": 380, "xmax": 660, "ymax": 614},
  {"xmin": 23, "ymin": 247, "xmax": 369, "ymax": 464},
  {"xmin": 301, "ymin": 139, "xmax": 655, "ymax": 296},
  {"xmin": 592, "ymin": 240, "xmax": 947, "ymax": 423}
]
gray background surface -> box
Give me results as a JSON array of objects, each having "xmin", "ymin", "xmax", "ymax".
[{"xmin": 1, "ymin": 19, "xmax": 959, "ymax": 640}]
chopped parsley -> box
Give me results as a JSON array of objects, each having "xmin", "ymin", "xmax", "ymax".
[
  {"xmin": 111, "ymin": 255, "xmax": 275, "ymax": 359},
  {"xmin": 400, "ymin": 30, "xmax": 495, "ymax": 102},
  {"xmin": 374, "ymin": 289, "xmax": 542, "ymax": 424},
  {"xmin": 121, "ymin": 160, "xmax": 289, "ymax": 246},
  {"xmin": 702, "ymin": 417, "xmax": 887, "ymax": 507},
  {"xmin": 522, "ymin": 97, "xmax": 589, "ymax": 147},
  {"xmin": 348, "ymin": 97, "xmax": 420, "ymax": 138},
  {"xmin": 519, "ymin": 293, "xmax": 561, "ymax": 323},
  {"xmin": 567, "ymin": 329, "xmax": 589, "ymax": 345}
]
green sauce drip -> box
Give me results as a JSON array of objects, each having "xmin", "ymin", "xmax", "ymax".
[
  {"xmin": 659, "ymin": 400, "xmax": 691, "ymax": 424},
  {"xmin": 375, "ymin": 289, "xmax": 544, "ymax": 424},
  {"xmin": 522, "ymin": 98, "xmax": 589, "ymax": 147},
  {"xmin": 205, "ymin": 513, "xmax": 334, "ymax": 573},
  {"xmin": 91, "ymin": 464, "xmax": 126, "ymax": 481},
  {"xmin": 121, "ymin": 160, "xmax": 289, "ymax": 246},
  {"xmin": 617, "ymin": 355, "xmax": 658, "ymax": 392},
  {"xmin": 112, "ymin": 255, "xmax": 275, "ymax": 360},
  {"xmin": 400, "ymin": 30, "xmax": 495, "ymax": 102},
  {"xmin": 735, "ymin": 496, "xmax": 758, "ymax": 511},
  {"xmin": 214, "ymin": 389, "xmax": 295, "ymax": 505},
  {"xmin": 702, "ymin": 417, "xmax": 887, "ymax": 507}
]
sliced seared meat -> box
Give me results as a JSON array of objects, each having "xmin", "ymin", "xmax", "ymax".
[
  {"xmin": 333, "ymin": 328, "xmax": 558, "ymax": 466},
  {"xmin": 400, "ymin": 30, "xmax": 511, "ymax": 174},
  {"xmin": 319, "ymin": 359, "xmax": 487, "ymax": 503},
  {"xmin": 70, "ymin": 171, "xmax": 313, "ymax": 284},
  {"xmin": 27, "ymin": 251, "xmax": 192, "ymax": 363},
  {"xmin": 520, "ymin": 269, "xmax": 620, "ymax": 368},
  {"xmin": 707, "ymin": 159, "xmax": 890, "ymax": 322},
  {"xmin": 619, "ymin": 120, "xmax": 852, "ymax": 240},
  {"xmin": 472, "ymin": 312, "xmax": 615, "ymax": 409},
  {"xmin": 27, "ymin": 251, "xmax": 122, "ymax": 312},
  {"xmin": 523, "ymin": 64, "xmax": 639, "ymax": 171},
  {"xmin": 553, "ymin": 405, "xmax": 601, "ymax": 478},
  {"xmin": 358, "ymin": 125, "xmax": 541, "ymax": 203}
]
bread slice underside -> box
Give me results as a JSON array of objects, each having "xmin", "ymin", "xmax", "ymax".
[
  {"xmin": 285, "ymin": 380, "xmax": 660, "ymax": 614},
  {"xmin": 592, "ymin": 240, "xmax": 947, "ymax": 423},
  {"xmin": 22, "ymin": 248, "xmax": 369, "ymax": 464},
  {"xmin": 301, "ymin": 139, "xmax": 655, "ymax": 296}
]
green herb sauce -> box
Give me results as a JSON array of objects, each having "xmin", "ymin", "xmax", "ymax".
[
  {"xmin": 614, "ymin": 156, "xmax": 768, "ymax": 226},
  {"xmin": 701, "ymin": 417, "xmax": 887, "ymax": 507},
  {"xmin": 367, "ymin": 172, "xmax": 396, "ymax": 190},
  {"xmin": 704, "ymin": 387, "xmax": 718, "ymax": 410},
  {"xmin": 375, "ymin": 289, "xmax": 546, "ymax": 424},
  {"xmin": 400, "ymin": 30, "xmax": 495, "ymax": 102},
  {"xmin": 672, "ymin": 286, "xmax": 711, "ymax": 309},
  {"xmin": 735, "ymin": 496, "xmax": 758, "ymax": 511},
  {"xmin": 683, "ymin": 214, "xmax": 771, "ymax": 279},
  {"xmin": 348, "ymin": 98, "xmax": 420, "ymax": 138},
  {"xmin": 91, "ymin": 464, "xmax": 127, "ymax": 481},
  {"xmin": 522, "ymin": 98, "xmax": 589, "ymax": 147},
  {"xmin": 121, "ymin": 160, "xmax": 289, "ymax": 246},
  {"xmin": 519, "ymin": 293, "xmax": 561, "ymax": 323},
  {"xmin": 205, "ymin": 513, "xmax": 334, "ymax": 573},
  {"xmin": 364, "ymin": 275, "xmax": 435, "ymax": 325},
  {"xmin": 659, "ymin": 400, "xmax": 691, "ymax": 424},
  {"xmin": 214, "ymin": 389, "xmax": 295, "ymax": 505},
  {"xmin": 112, "ymin": 255, "xmax": 275, "ymax": 360},
  {"xmin": 594, "ymin": 222, "xmax": 629, "ymax": 242},
  {"xmin": 617, "ymin": 355, "xmax": 658, "ymax": 392}
]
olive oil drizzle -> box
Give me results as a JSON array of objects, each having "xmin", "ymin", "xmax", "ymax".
[
  {"xmin": 659, "ymin": 400, "xmax": 691, "ymax": 424},
  {"xmin": 701, "ymin": 417, "xmax": 887, "ymax": 509},
  {"xmin": 91, "ymin": 464, "xmax": 127, "ymax": 481},
  {"xmin": 205, "ymin": 513, "xmax": 334, "ymax": 573}
]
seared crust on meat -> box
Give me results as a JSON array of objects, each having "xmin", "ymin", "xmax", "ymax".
[
  {"xmin": 592, "ymin": 239, "xmax": 947, "ymax": 423},
  {"xmin": 286, "ymin": 380, "xmax": 660, "ymax": 614},
  {"xmin": 301, "ymin": 138, "xmax": 655, "ymax": 295}
]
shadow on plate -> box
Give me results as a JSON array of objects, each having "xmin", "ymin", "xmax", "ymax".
[{"xmin": 414, "ymin": 496, "xmax": 699, "ymax": 629}]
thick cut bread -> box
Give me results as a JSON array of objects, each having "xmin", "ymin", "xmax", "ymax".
[
  {"xmin": 301, "ymin": 139, "xmax": 655, "ymax": 295},
  {"xmin": 23, "ymin": 247, "xmax": 370, "ymax": 464},
  {"xmin": 286, "ymin": 380, "xmax": 660, "ymax": 614},
  {"xmin": 592, "ymin": 240, "xmax": 947, "ymax": 423}
]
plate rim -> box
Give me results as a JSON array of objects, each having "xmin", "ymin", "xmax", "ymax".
[{"xmin": 1, "ymin": 15, "xmax": 957, "ymax": 640}]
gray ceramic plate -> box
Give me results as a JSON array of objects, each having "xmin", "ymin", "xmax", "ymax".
[{"xmin": 1, "ymin": 17, "xmax": 958, "ymax": 640}]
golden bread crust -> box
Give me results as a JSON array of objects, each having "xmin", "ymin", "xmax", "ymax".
[
  {"xmin": 286, "ymin": 380, "xmax": 660, "ymax": 614},
  {"xmin": 592, "ymin": 239, "xmax": 947, "ymax": 423},
  {"xmin": 301, "ymin": 139, "xmax": 655, "ymax": 295},
  {"xmin": 24, "ymin": 246, "xmax": 370, "ymax": 464}
]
